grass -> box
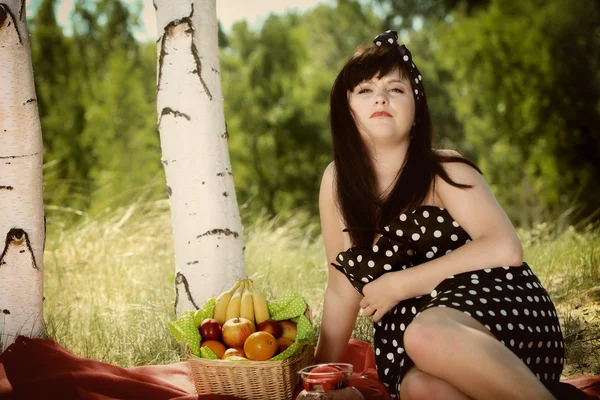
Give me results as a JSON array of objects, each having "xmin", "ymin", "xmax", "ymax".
[{"xmin": 41, "ymin": 199, "xmax": 600, "ymax": 376}]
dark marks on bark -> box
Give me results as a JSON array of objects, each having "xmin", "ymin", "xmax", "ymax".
[
  {"xmin": 2, "ymin": 309, "xmax": 10, "ymax": 315},
  {"xmin": 0, "ymin": 228, "xmax": 39, "ymax": 270},
  {"xmin": 222, "ymin": 192, "xmax": 228, "ymax": 197},
  {"xmin": 197, "ymin": 228, "xmax": 239, "ymax": 239},
  {"xmin": 0, "ymin": 4, "xmax": 22, "ymax": 45},
  {"xmin": 189, "ymin": 41, "xmax": 212, "ymax": 100},
  {"xmin": 0, "ymin": 6, "xmax": 6, "ymax": 26},
  {"xmin": 174, "ymin": 272, "xmax": 200, "ymax": 314},
  {"xmin": 186, "ymin": 261, "xmax": 198, "ymax": 265},
  {"xmin": 157, "ymin": 4, "xmax": 211, "ymax": 100},
  {"xmin": 160, "ymin": 107, "xmax": 190, "ymax": 122},
  {"xmin": 18, "ymin": 0, "xmax": 25, "ymax": 21},
  {"xmin": 222, "ymin": 121, "xmax": 229, "ymax": 140},
  {"xmin": 152, "ymin": 0, "xmax": 157, "ymax": 10},
  {"xmin": 23, "ymin": 98, "xmax": 36, "ymax": 105},
  {"xmin": 167, "ymin": 186, "xmax": 172, "ymax": 196},
  {"xmin": 157, "ymin": 33, "xmax": 168, "ymax": 94},
  {"xmin": 0, "ymin": 186, "xmax": 13, "ymax": 190}
]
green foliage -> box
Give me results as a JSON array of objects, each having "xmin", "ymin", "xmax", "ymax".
[
  {"xmin": 28, "ymin": 0, "xmax": 599, "ymax": 227},
  {"xmin": 436, "ymin": 0, "xmax": 600, "ymax": 225},
  {"xmin": 222, "ymin": 1, "xmax": 382, "ymax": 221},
  {"xmin": 31, "ymin": 0, "xmax": 93, "ymax": 211}
]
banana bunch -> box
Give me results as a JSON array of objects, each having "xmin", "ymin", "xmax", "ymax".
[{"xmin": 213, "ymin": 279, "xmax": 270, "ymax": 325}]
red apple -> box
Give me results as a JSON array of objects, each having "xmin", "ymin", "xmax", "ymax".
[
  {"xmin": 305, "ymin": 365, "xmax": 346, "ymax": 385},
  {"xmin": 222, "ymin": 317, "xmax": 256, "ymax": 348},
  {"xmin": 276, "ymin": 337, "xmax": 294, "ymax": 354},
  {"xmin": 223, "ymin": 347, "xmax": 246, "ymax": 359},
  {"xmin": 280, "ymin": 320, "xmax": 297, "ymax": 341},
  {"xmin": 199, "ymin": 318, "xmax": 222, "ymax": 341},
  {"xmin": 257, "ymin": 319, "xmax": 282, "ymax": 338}
]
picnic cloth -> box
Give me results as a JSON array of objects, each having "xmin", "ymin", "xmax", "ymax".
[{"xmin": 1, "ymin": 335, "xmax": 599, "ymax": 399}]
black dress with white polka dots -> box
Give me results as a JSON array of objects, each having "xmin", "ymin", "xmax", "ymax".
[{"xmin": 332, "ymin": 205, "xmax": 564, "ymax": 399}]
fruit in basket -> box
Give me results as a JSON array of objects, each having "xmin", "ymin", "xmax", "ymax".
[
  {"xmin": 249, "ymin": 281, "xmax": 270, "ymax": 324},
  {"xmin": 243, "ymin": 331, "xmax": 278, "ymax": 361},
  {"xmin": 225, "ymin": 283, "xmax": 243, "ymax": 321},
  {"xmin": 201, "ymin": 340, "xmax": 227, "ymax": 359},
  {"xmin": 257, "ymin": 319, "xmax": 282, "ymax": 338},
  {"xmin": 214, "ymin": 280, "xmax": 241, "ymax": 325},
  {"xmin": 280, "ymin": 320, "xmax": 297, "ymax": 341},
  {"xmin": 199, "ymin": 318, "xmax": 222, "ymax": 341},
  {"xmin": 222, "ymin": 317, "xmax": 256, "ymax": 348},
  {"xmin": 239, "ymin": 281, "xmax": 255, "ymax": 324},
  {"xmin": 223, "ymin": 347, "xmax": 246, "ymax": 359},
  {"xmin": 276, "ymin": 337, "xmax": 294, "ymax": 354}
]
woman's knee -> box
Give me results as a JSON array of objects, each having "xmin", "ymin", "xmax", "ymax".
[
  {"xmin": 399, "ymin": 367, "xmax": 446, "ymax": 400},
  {"xmin": 404, "ymin": 312, "xmax": 451, "ymax": 365},
  {"xmin": 404, "ymin": 307, "xmax": 495, "ymax": 366}
]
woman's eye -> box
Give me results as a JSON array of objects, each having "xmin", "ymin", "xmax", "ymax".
[
  {"xmin": 390, "ymin": 88, "xmax": 404, "ymax": 93},
  {"xmin": 358, "ymin": 88, "xmax": 371, "ymax": 94}
]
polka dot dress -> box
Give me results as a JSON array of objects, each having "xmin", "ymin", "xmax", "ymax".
[{"xmin": 332, "ymin": 205, "xmax": 564, "ymax": 399}]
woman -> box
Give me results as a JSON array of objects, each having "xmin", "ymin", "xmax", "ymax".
[{"xmin": 314, "ymin": 30, "xmax": 564, "ymax": 400}]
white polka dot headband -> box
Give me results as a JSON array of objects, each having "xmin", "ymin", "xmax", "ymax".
[{"xmin": 373, "ymin": 30, "xmax": 424, "ymax": 104}]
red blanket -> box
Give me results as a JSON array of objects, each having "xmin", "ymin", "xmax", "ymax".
[{"xmin": 0, "ymin": 335, "xmax": 598, "ymax": 399}]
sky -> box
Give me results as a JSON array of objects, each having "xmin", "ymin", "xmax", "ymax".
[{"xmin": 28, "ymin": 0, "xmax": 331, "ymax": 41}]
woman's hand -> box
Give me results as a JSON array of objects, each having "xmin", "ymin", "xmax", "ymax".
[{"xmin": 359, "ymin": 268, "xmax": 425, "ymax": 323}]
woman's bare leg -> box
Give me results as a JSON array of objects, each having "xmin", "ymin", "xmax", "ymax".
[
  {"xmin": 403, "ymin": 307, "xmax": 555, "ymax": 400},
  {"xmin": 400, "ymin": 366, "xmax": 473, "ymax": 400}
]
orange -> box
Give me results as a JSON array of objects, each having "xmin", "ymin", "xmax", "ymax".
[
  {"xmin": 243, "ymin": 331, "xmax": 278, "ymax": 361},
  {"xmin": 201, "ymin": 340, "xmax": 227, "ymax": 359}
]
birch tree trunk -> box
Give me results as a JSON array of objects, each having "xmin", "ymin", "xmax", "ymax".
[
  {"xmin": 154, "ymin": 0, "xmax": 246, "ymax": 315},
  {"xmin": 0, "ymin": 0, "xmax": 45, "ymax": 352}
]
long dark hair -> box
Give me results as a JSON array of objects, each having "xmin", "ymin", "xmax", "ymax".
[{"xmin": 330, "ymin": 44, "xmax": 482, "ymax": 247}]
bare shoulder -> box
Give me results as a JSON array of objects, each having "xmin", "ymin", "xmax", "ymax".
[
  {"xmin": 322, "ymin": 161, "xmax": 336, "ymax": 182},
  {"xmin": 320, "ymin": 161, "xmax": 337, "ymax": 201},
  {"xmin": 320, "ymin": 161, "xmax": 341, "ymax": 216},
  {"xmin": 434, "ymin": 148, "xmax": 463, "ymax": 158},
  {"xmin": 433, "ymin": 149, "xmax": 480, "ymax": 186}
]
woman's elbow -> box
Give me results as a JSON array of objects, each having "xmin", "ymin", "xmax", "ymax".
[{"xmin": 504, "ymin": 239, "xmax": 523, "ymax": 266}]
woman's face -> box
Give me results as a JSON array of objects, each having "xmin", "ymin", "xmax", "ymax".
[{"xmin": 347, "ymin": 69, "xmax": 415, "ymax": 144}]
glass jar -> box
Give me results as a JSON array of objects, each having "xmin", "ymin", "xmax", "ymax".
[{"xmin": 296, "ymin": 363, "xmax": 365, "ymax": 400}]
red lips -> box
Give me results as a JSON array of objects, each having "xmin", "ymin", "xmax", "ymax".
[{"xmin": 370, "ymin": 111, "xmax": 392, "ymax": 118}]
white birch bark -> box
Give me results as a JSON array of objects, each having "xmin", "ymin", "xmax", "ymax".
[
  {"xmin": 154, "ymin": 0, "xmax": 246, "ymax": 315},
  {"xmin": 0, "ymin": 0, "xmax": 45, "ymax": 352}
]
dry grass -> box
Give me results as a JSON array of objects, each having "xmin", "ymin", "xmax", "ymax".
[{"xmin": 42, "ymin": 200, "xmax": 600, "ymax": 376}]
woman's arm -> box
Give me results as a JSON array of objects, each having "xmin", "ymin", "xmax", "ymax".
[
  {"xmin": 314, "ymin": 162, "xmax": 362, "ymax": 364},
  {"xmin": 408, "ymin": 155, "xmax": 523, "ymax": 294},
  {"xmin": 360, "ymin": 153, "xmax": 524, "ymax": 322}
]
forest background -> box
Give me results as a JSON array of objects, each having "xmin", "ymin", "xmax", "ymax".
[{"xmin": 23, "ymin": 0, "xmax": 600, "ymax": 375}]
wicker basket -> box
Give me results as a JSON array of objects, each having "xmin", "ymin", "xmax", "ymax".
[{"xmin": 187, "ymin": 344, "xmax": 315, "ymax": 400}]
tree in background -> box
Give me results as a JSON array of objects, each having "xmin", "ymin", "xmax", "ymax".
[
  {"xmin": 154, "ymin": 0, "xmax": 246, "ymax": 314},
  {"xmin": 72, "ymin": 0, "xmax": 163, "ymax": 210},
  {"xmin": 221, "ymin": 0, "xmax": 381, "ymax": 219},
  {"xmin": 0, "ymin": 0, "xmax": 46, "ymax": 351},
  {"xmin": 30, "ymin": 0, "xmax": 91, "ymax": 212},
  {"xmin": 437, "ymin": 0, "xmax": 600, "ymax": 225},
  {"xmin": 23, "ymin": 0, "xmax": 600, "ymax": 228}
]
